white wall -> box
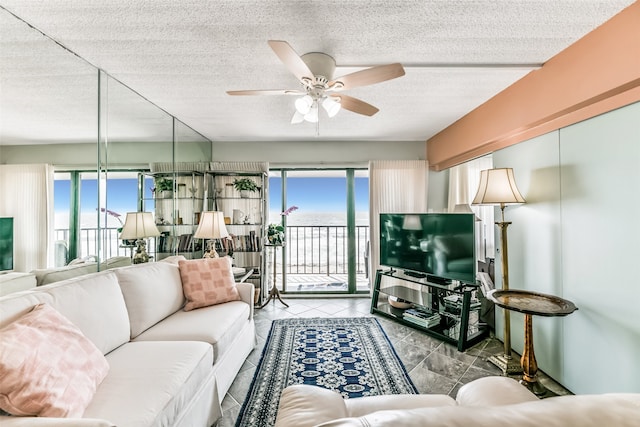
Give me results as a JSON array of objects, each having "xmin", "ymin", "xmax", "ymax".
[
  {"xmin": 1, "ymin": 140, "xmax": 426, "ymax": 168},
  {"xmin": 211, "ymin": 140, "xmax": 426, "ymax": 165},
  {"xmin": 492, "ymin": 101, "xmax": 640, "ymax": 393},
  {"xmin": 427, "ymin": 169, "xmax": 449, "ymax": 212},
  {"xmin": 0, "ymin": 141, "xmax": 208, "ymax": 168}
]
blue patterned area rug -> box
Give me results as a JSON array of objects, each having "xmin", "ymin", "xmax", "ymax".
[{"xmin": 235, "ymin": 317, "xmax": 417, "ymax": 427}]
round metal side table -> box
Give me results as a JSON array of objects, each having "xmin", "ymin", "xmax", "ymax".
[{"xmin": 488, "ymin": 289, "xmax": 577, "ymax": 395}]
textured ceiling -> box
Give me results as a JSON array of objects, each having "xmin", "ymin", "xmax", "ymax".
[{"xmin": 0, "ymin": 0, "xmax": 634, "ymax": 145}]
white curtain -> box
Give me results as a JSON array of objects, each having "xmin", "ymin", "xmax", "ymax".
[
  {"xmin": 0, "ymin": 164, "xmax": 54, "ymax": 272},
  {"xmin": 447, "ymin": 155, "xmax": 495, "ymax": 260},
  {"xmin": 150, "ymin": 162, "xmax": 209, "ymax": 172},
  {"xmin": 368, "ymin": 160, "xmax": 429, "ymax": 288},
  {"xmin": 209, "ymin": 162, "xmax": 269, "ymax": 173}
]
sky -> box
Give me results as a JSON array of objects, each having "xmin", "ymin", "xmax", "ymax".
[
  {"xmin": 269, "ymin": 176, "xmax": 369, "ymax": 213},
  {"xmin": 54, "ymin": 175, "xmax": 369, "ymax": 221}
]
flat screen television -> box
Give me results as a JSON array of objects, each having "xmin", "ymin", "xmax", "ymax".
[
  {"xmin": 380, "ymin": 213, "xmax": 476, "ymax": 284},
  {"xmin": 0, "ymin": 217, "xmax": 14, "ymax": 271}
]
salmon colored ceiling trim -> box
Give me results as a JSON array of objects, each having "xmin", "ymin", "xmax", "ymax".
[{"xmin": 427, "ymin": 2, "xmax": 640, "ymax": 171}]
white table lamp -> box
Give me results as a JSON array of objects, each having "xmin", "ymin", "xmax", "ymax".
[
  {"xmin": 193, "ymin": 211, "xmax": 229, "ymax": 258},
  {"xmin": 119, "ymin": 212, "xmax": 161, "ymax": 264}
]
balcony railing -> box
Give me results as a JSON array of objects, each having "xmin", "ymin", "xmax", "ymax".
[
  {"xmin": 284, "ymin": 225, "xmax": 369, "ymax": 276},
  {"xmin": 54, "ymin": 227, "xmax": 138, "ymax": 264},
  {"xmin": 55, "ymin": 225, "xmax": 370, "ymax": 279}
]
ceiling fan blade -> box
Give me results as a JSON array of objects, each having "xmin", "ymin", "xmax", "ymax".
[
  {"xmin": 268, "ymin": 40, "xmax": 314, "ymax": 84},
  {"xmin": 330, "ymin": 94, "xmax": 379, "ymax": 117},
  {"xmin": 226, "ymin": 89, "xmax": 305, "ymax": 96},
  {"xmin": 329, "ymin": 63, "xmax": 405, "ymax": 91}
]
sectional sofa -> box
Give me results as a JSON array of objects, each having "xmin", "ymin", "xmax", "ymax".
[
  {"xmin": 30, "ymin": 255, "xmax": 132, "ymax": 286},
  {"xmin": 0, "ymin": 256, "xmax": 256, "ymax": 426},
  {"xmin": 275, "ymin": 376, "xmax": 640, "ymax": 427}
]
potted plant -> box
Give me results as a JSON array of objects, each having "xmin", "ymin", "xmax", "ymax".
[
  {"xmin": 267, "ymin": 223, "xmax": 285, "ymax": 245},
  {"xmin": 233, "ymin": 178, "xmax": 259, "ymax": 198},
  {"xmin": 266, "ymin": 206, "xmax": 297, "ymax": 245},
  {"xmin": 155, "ymin": 178, "xmax": 174, "ymax": 199}
]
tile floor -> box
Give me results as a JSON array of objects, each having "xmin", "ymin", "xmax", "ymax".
[{"xmin": 215, "ymin": 297, "xmax": 571, "ymax": 426}]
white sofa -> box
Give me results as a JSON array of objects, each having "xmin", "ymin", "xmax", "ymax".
[
  {"xmin": 275, "ymin": 376, "xmax": 640, "ymax": 427},
  {"xmin": 0, "ymin": 272, "xmax": 37, "ymax": 296},
  {"xmin": 30, "ymin": 256, "xmax": 132, "ymax": 286},
  {"xmin": 0, "ymin": 258, "xmax": 256, "ymax": 426}
]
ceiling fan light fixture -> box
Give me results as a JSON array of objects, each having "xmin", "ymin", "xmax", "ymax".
[
  {"xmin": 228, "ymin": 41, "xmax": 406, "ymax": 124},
  {"xmin": 291, "ymin": 111, "xmax": 305, "ymax": 124},
  {"xmin": 322, "ymin": 97, "xmax": 341, "ymax": 118},
  {"xmin": 303, "ymin": 102, "xmax": 319, "ymax": 123},
  {"xmin": 295, "ymin": 95, "xmax": 313, "ymax": 114}
]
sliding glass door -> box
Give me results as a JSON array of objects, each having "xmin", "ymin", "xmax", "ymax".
[{"xmin": 269, "ymin": 168, "xmax": 369, "ymax": 294}]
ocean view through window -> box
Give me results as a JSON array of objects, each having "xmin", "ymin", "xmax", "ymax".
[
  {"xmin": 269, "ymin": 169, "xmax": 370, "ymax": 294},
  {"xmin": 54, "ymin": 169, "xmax": 370, "ymax": 293}
]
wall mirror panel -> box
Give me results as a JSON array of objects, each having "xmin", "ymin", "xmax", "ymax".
[
  {"xmin": 98, "ymin": 73, "xmax": 175, "ymax": 263},
  {"xmin": 0, "ymin": 8, "xmax": 212, "ymax": 272},
  {"xmin": 0, "ymin": 8, "xmax": 98, "ymax": 272}
]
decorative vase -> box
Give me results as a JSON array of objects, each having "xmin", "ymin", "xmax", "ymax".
[
  {"xmin": 233, "ymin": 209, "xmax": 246, "ymax": 224},
  {"xmin": 240, "ymin": 190, "xmax": 249, "ymax": 198},
  {"xmin": 161, "ymin": 190, "xmax": 173, "ymax": 199},
  {"xmin": 225, "ymin": 183, "xmax": 234, "ymax": 198}
]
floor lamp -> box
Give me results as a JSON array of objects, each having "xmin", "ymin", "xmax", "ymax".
[{"xmin": 472, "ymin": 168, "xmax": 525, "ymax": 375}]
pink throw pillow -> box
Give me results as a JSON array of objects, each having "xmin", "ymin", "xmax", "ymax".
[
  {"xmin": 0, "ymin": 303, "xmax": 109, "ymax": 417},
  {"xmin": 178, "ymin": 257, "xmax": 241, "ymax": 311}
]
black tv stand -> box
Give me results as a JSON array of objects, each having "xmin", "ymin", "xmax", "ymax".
[
  {"xmin": 403, "ymin": 270, "xmax": 426, "ymax": 279},
  {"xmin": 370, "ymin": 269, "xmax": 488, "ymax": 351}
]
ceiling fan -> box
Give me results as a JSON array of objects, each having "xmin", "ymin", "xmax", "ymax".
[{"xmin": 227, "ymin": 40, "xmax": 405, "ymax": 124}]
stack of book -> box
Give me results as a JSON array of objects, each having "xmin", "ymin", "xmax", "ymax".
[
  {"xmin": 442, "ymin": 294, "xmax": 481, "ymax": 312},
  {"xmin": 402, "ymin": 307, "xmax": 441, "ymax": 328}
]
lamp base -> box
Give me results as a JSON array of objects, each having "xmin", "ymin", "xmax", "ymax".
[
  {"xmin": 132, "ymin": 239, "xmax": 150, "ymax": 264},
  {"xmin": 488, "ymin": 353, "xmax": 523, "ymax": 375},
  {"xmin": 202, "ymin": 240, "xmax": 219, "ymax": 258}
]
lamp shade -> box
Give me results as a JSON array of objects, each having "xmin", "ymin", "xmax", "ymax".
[
  {"xmin": 193, "ymin": 211, "xmax": 229, "ymax": 239},
  {"xmin": 119, "ymin": 212, "xmax": 161, "ymax": 240},
  {"xmin": 322, "ymin": 96, "xmax": 341, "ymax": 117},
  {"xmin": 295, "ymin": 95, "xmax": 313, "ymax": 115},
  {"xmin": 472, "ymin": 168, "xmax": 526, "ymax": 206},
  {"xmin": 291, "ymin": 111, "xmax": 305, "ymax": 124},
  {"xmin": 402, "ymin": 214, "xmax": 422, "ymax": 230},
  {"xmin": 303, "ymin": 101, "xmax": 319, "ymax": 123}
]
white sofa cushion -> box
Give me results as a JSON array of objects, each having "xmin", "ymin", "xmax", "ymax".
[
  {"xmin": 132, "ymin": 300, "xmax": 250, "ymax": 362},
  {"xmin": 0, "ymin": 272, "xmax": 36, "ymax": 296},
  {"xmin": 345, "ymin": 393, "xmax": 456, "ymax": 418},
  {"xmin": 0, "ymin": 416, "xmax": 115, "ymax": 426},
  {"xmin": 456, "ymin": 376, "xmax": 539, "ymax": 406},
  {"xmin": 83, "ymin": 341, "xmax": 213, "ymax": 427},
  {"xmin": 32, "ymin": 263, "xmax": 97, "ymax": 286},
  {"xmin": 275, "ymin": 384, "xmax": 457, "ymax": 427},
  {"xmin": 0, "ymin": 271, "xmax": 130, "ymax": 355},
  {"xmin": 115, "ymin": 262, "xmax": 186, "ymax": 338},
  {"xmin": 315, "ymin": 394, "xmax": 640, "ymax": 427},
  {"xmin": 275, "ymin": 384, "xmax": 349, "ymax": 427},
  {"xmin": 31, "ymin": 257, "xmax": 130, "ymax": 286}
]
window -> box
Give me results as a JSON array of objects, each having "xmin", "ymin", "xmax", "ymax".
[
  {"xmin": 54, "ymin": 170, "xmax": 143, "ymax": 264},
  {"xmin": 269, "ymin": 169, "xmax": 369, "ymax": 294}
]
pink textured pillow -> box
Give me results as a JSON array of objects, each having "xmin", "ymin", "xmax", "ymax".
[
  {"xmin": 178, "ymin": 257, "xmax": 241, "ymax": 311},
  {"xmin": 0, "ymin": 303, "xmax": 109, "ymax": 417}
]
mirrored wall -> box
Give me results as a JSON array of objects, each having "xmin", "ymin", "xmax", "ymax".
[{"xmin": 0, "ymin": 7, "xmax": 212, "ymax": 271}]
